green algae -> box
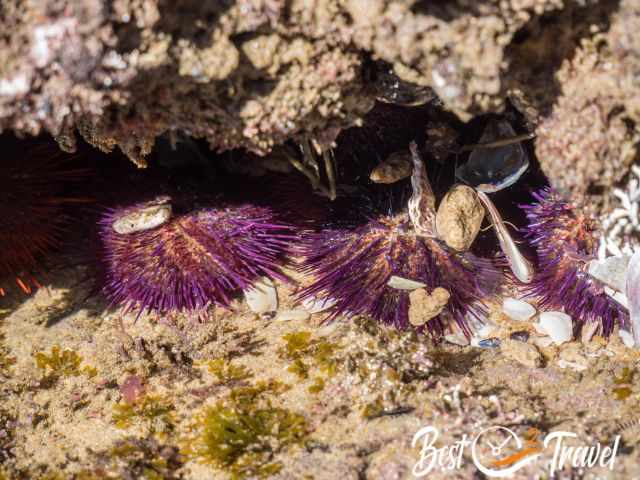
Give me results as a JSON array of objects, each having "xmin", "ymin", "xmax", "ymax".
[
  {"xmin": 612, "ymin": 366, "xmax": 636, "ymax": 400},
  {"xmin": 277, "ymin": 331, "xmax": 341, "ymax": 391},
  {"xmin": 33, "ymin": 346, "xmax": 97, "ymax": 381},
  {"xmin": 185, "ymin": 380, "xmax": 308, "ymax": 479},
  {"xmin": 204, "ymin": 358, "xmax": 253, "ymax": 384},
  {"xmin": 112, "ymin": 395, "xmax": 175, "ymax": 434}
]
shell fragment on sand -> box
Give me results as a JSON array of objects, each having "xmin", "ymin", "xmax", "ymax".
[
  {"xmin": 244, "ymin": 277, "xmax": 278, "ymax": 314},
  {"xmin": 387, "ymin": 275, "xmax": 427, "ymax": 291},
  {"xmin": 538, "ymin": 311, "xmax": 573, "ymax": 345},
  {"xmin": 502, "ymin": 297, "xmax": 536, "ymax": 321},
  {"xmin": 301, "ymin": 296, "xmax": 337, "ymax": 314}
]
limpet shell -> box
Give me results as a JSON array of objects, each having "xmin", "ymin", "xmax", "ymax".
[{"xmin": 112, "ymin": 203, "xmax": 172, "ymax": 234}]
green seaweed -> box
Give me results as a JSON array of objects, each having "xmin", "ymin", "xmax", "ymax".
[
  {"xmin": 277, "ymin": 331, "xmax": 341, "ymax": 389},
  {"xmin": 204, "ymin": 358, "xmax": 253, "ymax": 384},
  {"xmin": 185, "ymin": 380, "xmax": 307, "ymax": 479},
  {"xmin": 612, "ymin": 366, "xmax": 636, "ymax": 400},
  {"xmin": 112, "ymin": 395, "xmax": 175, "ymax": 434},
  {"xmin": 33, "ymin": 346, "xmax": 96, "ymax": 381}
]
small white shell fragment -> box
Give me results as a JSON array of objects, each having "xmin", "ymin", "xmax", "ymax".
[
  {"xmin": 301, "ymin": 296, "xmax": 337, "ymax": 313},
  {"xmin": 113, "ymin": 204, "xmax": 172, "ymax": 234},
  {"xmin": 626, "ymin": 250, "xmax": 640, "ymax": 347},
  {"xmin": 387, "ymin": 275, "xmax": 427, "ymax": 290},
  {"xmin": 619, "ymin": 329, "xmax": 636, "ymax": 348},
  {"xmin": 445, "ymin": 333, "xmax": 469, "ymax": 346},
  {"xmin": 587, "ymin": 255, "xmax": 631, "ymax": 293},
  {"xmin": 244, "ymin": 277, "xmax": 278, "ymax": 314},
  {"xmin": 275, "ymin": 309, "xmax": 310, "ymax": 322},
  {"xmin": 502, "ymin": 298, "xmax": 536, "ymax": 321},
  {"xmin": 557, "ymin": 359, "xmax": 588, "ymax": 372},
  {"xmin": 532, "ymin": 336, "xmax": 554, "ymax": 348},
  {"xmin": 538, "ymin": 311, "xmax": 573, "ymax": 345}
]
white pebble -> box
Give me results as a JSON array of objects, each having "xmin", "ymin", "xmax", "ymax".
[
  {"xmin": 275, "ymin": 309, "xmax": 310, "ymax": 322},
  {"xmin": 538, "ymin": 311, "xmax": 573, "ymax": 344},
  {"xmin": 619, "ymin": 329, "xmax": 636, "ymax": 348},
  {"xmin": 301, "ymin": 296, "xmax": 337, "ymax": 313},
  {"xmin": 244, "ymin": 277, "xmax": 278, "ymax": 314},
  {"xmin": 386, "ymin": 275, "xmax": 427, "ymax": 290},
  {"xmin": 502, "ymin": 298, "xmax": 536, "ymax": 321}
]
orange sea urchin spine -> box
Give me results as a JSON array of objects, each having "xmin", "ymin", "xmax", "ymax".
[{"xmin": 0, "ymin": 137, "xmax": 87, "ymax": 296}]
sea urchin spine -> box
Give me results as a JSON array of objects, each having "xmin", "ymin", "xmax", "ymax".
[
  {"xmin": 99, "ymin": 197, "xmax": 294, "ymax": 316},
  {"xmin": 521, "ymin": 188, "xmax": 628, "ymax": 335}
]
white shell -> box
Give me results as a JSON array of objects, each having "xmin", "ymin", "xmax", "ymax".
[
  {"xmin": 275, "ymin": 309, "xmax": 310, "ymax": 322},
  {"xmin": 537, "ymin": 311, "xmax": 573, "ymax": 345},
  {"xmin": 532, "ymin": 336, "xmax": 554, "ymax": 348},
  {"xmin": 112, "ymin": 204, "xmax": 172, "ymax": 234},
  {"xmin": 502, "ymin": 298, "xmax": 536, "ymax": 321},
  {"xmin": 301, "ymin": 296, "xmax": 337, "ymax": 313},
  {"xmin": 444, "ymin": 333, "xmax": 469, "ymax": 346},
  {"xmin": 244, "ymin": 277, "xmax": 278, "ymax": 313},
  {"xmin": 386, "ymin": 275, "xmax": 427, "ymax": 290},
  {"xmin": 587, "ymin": 255, "xmax": 631, "ymax": 293},
  {"xmin": 626, "ymin": 250, "xmax": 640, "ymax": 347},
  {"xmin": 618, "ymin": 329, "xmax": 636, "ymax": 348}
]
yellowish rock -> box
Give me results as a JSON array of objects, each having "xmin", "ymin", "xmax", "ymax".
[
  {"xmin": 435, "ymin": 184, "xmax": 484, "ymax": 251},
  {"xmin": 408, "ymin": 287, "xmax": 450, "ymax": 326}
]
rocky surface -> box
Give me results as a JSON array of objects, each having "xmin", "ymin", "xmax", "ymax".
[{"xmin": 0, "ymin": 0, "xmax": 638, "ymax": 207}]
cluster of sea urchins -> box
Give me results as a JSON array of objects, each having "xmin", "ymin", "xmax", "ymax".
[
  {"xmin": 521, "ymin": 188, "xmax": 628, "ymax": 335},
  {"xmin": 98, "ymin": 195, "xmax": 294, "ymax": 316},
  {"xmin": 0, "ymin": 140, "xmax": 86, "ymax": 296}
]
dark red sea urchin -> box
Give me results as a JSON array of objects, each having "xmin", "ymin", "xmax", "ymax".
[
  {"xmin": 297, "ymin": 210, "xmax": 496, "ymax": 336},
  {"xmin": 0, "ymin": 140, "xmax": 86, "ymax": 296},
  {"xmin": 521, "ymin": 188, "xmax": 628, "ymax": 335},
  {"xmin": 99, "ymin": 196, "xmax": 294, "ymax": 316}
]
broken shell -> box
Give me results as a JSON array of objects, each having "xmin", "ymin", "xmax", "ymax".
[
  {"xmin": 301, "ymin": 296, "xmax": 337, "ymax": 314},
  {"xmin": 456, "ymin": 121, "xmax": 530, "ymax": 193},
  {"xmin": 435, "ymin": 184, "xmax": 484, "ymax": 251},
  {"xmin": 408, "ymin": 287, "xmax": 450, "ymax": 326},
  {"xmin": 275, "ymin": 309, "xmax": 310, "ymax": 322},
  {"xmin": 387, "ymin": 275, "xmax": 427, "ymax": 290},
  {"xmin": 370, "ymin": 151, "xmax": 412, "ymax": 184},
  {"xmin": 626, "ymin": 250, "xmax": 640, "ymax": 347},
  {"xmin": 538, "ymin": 311, "xmax": 573, "ymax": 344},
  {"xmin": 477, "ymin": 191, "xmax": 534, "ymax": 283},
  {"xmin": 619, "ymin": 329, "xmax": 636, "ymax": 348},
  {"xmin": 408, "ymin": 142, "xmax": 436, "ymax": 236},
  {"xmin": 502, "ymin": 298, "xmax": 536, "ymax": 321},
  {"xmin": 112, "ymin": 203, "xmax": 172, "ymax": 234},
  {"xmin": 372, "ymin": 61, "xmax": 436, "ymax": 107},
  {"xmin": 587, "ymin": 255, "xmax": 631, "ymax": 293},
  {"xmin": 244, "ymin": 277, "xmax": 278, "ymax": 314}
]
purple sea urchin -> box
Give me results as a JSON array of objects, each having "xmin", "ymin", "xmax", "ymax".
[
  {"xmin": 297, "ymin": 210, "xmax": 495, "ymax": 336},
  {"xmin": 521, "ymin": 188, "xmax": 628, "ymax": 335},
  {"xmin": 99, "ymin": 196, "xmax": 294, "ymax": 315}
]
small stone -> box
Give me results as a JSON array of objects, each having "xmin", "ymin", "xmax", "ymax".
[
  {"xmin": 244, "ymin": 277, "xmax": 278, "ymax": 313},
  {"xmin": 435, "ymin": 184, "xmax": 484, "ymax": 251},
  {"xmin": 387, "ymin": 275, "xmax": 427, "ymax": 290},
  {"xmin": 408, "ymin": 287, "xmax": 450, "ymax": 326},
  {"xmin": 557, "ymin": 359, "xmax": 588, "ymax": 372},
  {"xmin": 509, "ymin": 330, "xmax": 530, "ymax": 342},
  {"xmin": 501, "ymin": 339, "xmax": 542, "ymax": 367},
  {"xmin": 301, "ymin": 296, "xmax": 337, "ymax": 314},
  {"xmin": 558, "ymin": 344, "xmax": 589, "ymax": 371},
  {"xmin": 619, "ymin": 329, "xmax": 636, "ymax": 348},
  {"xmin": 477, "ymin": 337, "xmax": 501, "ymax": 348},
  {"xmin": 538, "ymin": 311, "xmax": 573, "ymax": 344},
  {"xmin": 275, "ymin": 309, "xmax": 310, "ymax": 322},
  {"xmin": 112, "ymin": 203, "xmax": 172, "ymax": 234},
  {"xmin": 370, "ymin": 151, "xmax": 412, "ymax": 184},
  {"xmin": 502, "ymin": 298, "xmax": 536, "ymax": 322}
]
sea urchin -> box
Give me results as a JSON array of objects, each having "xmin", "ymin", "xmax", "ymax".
[
  {"xmin": 297, "ymin": 143, "xmax": 496, "ymax": 336},
  {"xmin": 99, "ymin": 195, "xmax": 294, "ymax": 316},
  {"xmin": 521, "ymin": 188, "xmax": 628, "ymax": 335}
]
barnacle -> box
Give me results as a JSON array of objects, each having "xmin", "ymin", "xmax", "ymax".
[
  {"xmin": 521, "ymin": 188, "xmax": 628, "ymax": 335},
  {"xmin": 99, "ymin": 195, "xmax": 294, "ymax": 316}
]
